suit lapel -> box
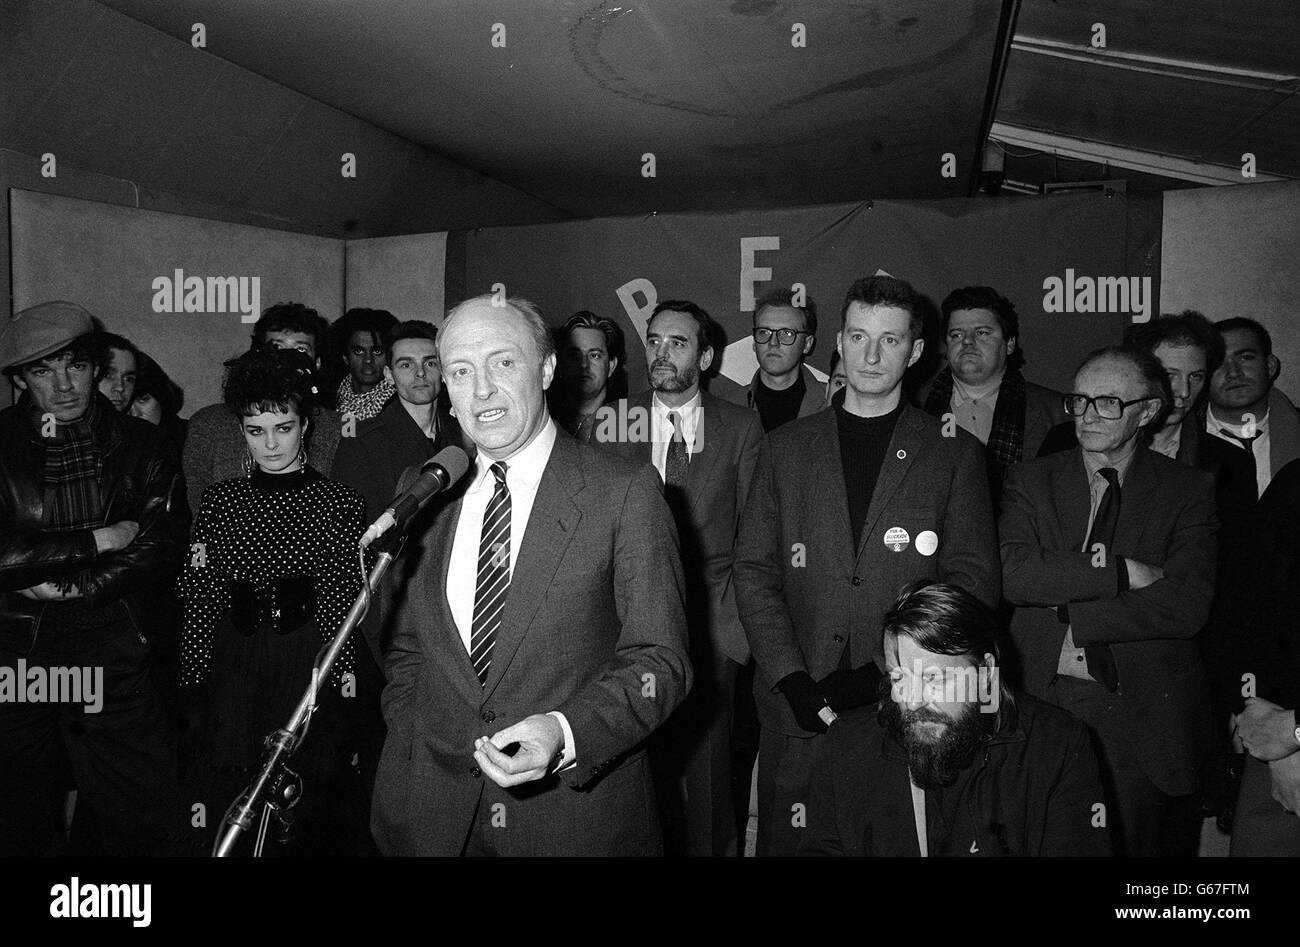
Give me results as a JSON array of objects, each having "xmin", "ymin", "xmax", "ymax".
[
  {"xmin": 482, "ymin": 434, "xmax": 583, "ymax": 698},
  {"xmin": 856, "ymin": 407, "xmax": 925, "ymax": 562},
  {"xmin": 812, "ymin": 410, "xmax": 857, "ymax": 560},
  {"xmin": 1052, "ymin": 449, "xmax": 1092, "ymax": 551},
  {"xmin": 1115, "ymin": 446, "xmax": 1159, "ymax": 550},
  {"xmin": 417, "ymin": 493, "xmax": 483, "ymax": 703},
  {"xmin": 684, "ymin": 393, "xmax": 725, "ymax": 514}
]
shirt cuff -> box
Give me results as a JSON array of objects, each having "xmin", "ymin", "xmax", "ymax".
[{"xmin": 547, "ymin": 711, "xmax": 576, "ymax": 772}]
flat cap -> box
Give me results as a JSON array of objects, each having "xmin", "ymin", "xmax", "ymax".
[{"xmin": 0, "ymin": 301, "xmax": 95, "ymax": 372}]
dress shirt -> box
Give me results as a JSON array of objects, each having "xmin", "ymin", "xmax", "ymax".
[
  {"xmin": 447, "ymin": 418, "xmax": 574, "ymax": 768},
  {"xmin": 1057, "ymin": 445, "xmax": 1136, "ymax": 680},
  {"xmin": 949, "ymin": 372, "xmax": 1003, "ymax": 446},
  {"xmin": 1207, "ymin": 406, "xmax": 1271, "ymax": 499},
  {"xmin": 650, "ymin": 390, "xmax": 704, "ymax": 481},
  {"xmin": 910, "ymin": 779, "xmax": 928, "ymax": 857}
]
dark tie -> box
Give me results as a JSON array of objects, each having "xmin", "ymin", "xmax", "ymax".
[
  {"xmin": 470, "ymin": 462, "xmax": 510, "ymax": 686},
  {"xmin": 1224, "ymin": 432, "xmax": 1260, "ymax": 500},
  {"xmin": 1080, "ymin": 467, "xmax": 1121, "ymax": 691},
  {"xmin": 665, "ymin": 410, "xmax": 690, "ymax": 488}
]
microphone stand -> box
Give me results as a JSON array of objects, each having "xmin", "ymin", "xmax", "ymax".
[{"xmin": 213, "ymin": 539, "xmax": 404, "ymax": 857}]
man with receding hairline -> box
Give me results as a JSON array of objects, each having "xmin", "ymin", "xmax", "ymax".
[
  {"xmin": 1001, "ymin": 345, "xmax": 1218, "ymax": 856},
  {"xmin": 372, "ymin": 293, "xmax": 691, "ymax": 856}
]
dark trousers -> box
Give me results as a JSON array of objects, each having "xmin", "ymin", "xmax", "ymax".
[
  {"xmin": 755, "ymin": 726, "xmax": 820, "ymax": 857},
  {"xmin": 1230, "ymin": 754, "xmax": 1300, "ymax": 856},
  {"xmin": 0, "ymin": 604, "xmax": 186, "ymax": 856},
  {"xmin": 1047, "ymin": 674, "xmax": 1200, "ymax": 857},
  {"xmin": 652, "ymin": 652, "xmax": 740, "ymax": 857}
]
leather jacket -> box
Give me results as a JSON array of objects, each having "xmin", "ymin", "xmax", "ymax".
[{"xmin": 0, "ymin": 394, "xmax": 187, "ymax": 652}]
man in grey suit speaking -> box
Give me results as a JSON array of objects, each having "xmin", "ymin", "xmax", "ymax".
[{"xmin": 371, "ymin": 293, "xmax": 692, "ymax": 856}]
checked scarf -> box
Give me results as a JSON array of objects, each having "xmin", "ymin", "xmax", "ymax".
[
  {"xmin": 337, "ymin": 375, "xmax": 395, "ymax": 422},
  {"xmin": 923, "ymin": 366, "xmax": 1027, "ymax": 499},
  {"xmin": 37, "ymin": 398, "xmax": 105, "ymax": 592}
]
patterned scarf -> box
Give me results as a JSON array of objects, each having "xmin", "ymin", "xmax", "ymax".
[
  {"xmin": 37, "ymin": 398, "xmax": 105, "ymax": 592},
  {"xmin": 923, "ymin": 366, "xmax": 1027, "ymax": 498},
  {"xmin": 337, "ymin": 375, "xmax": 395, "ymax": 422}
]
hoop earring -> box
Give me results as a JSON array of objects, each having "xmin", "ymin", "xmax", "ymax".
[{"xmin": 294, "ymin": 443, "xmax": 308, "ymax": 471}]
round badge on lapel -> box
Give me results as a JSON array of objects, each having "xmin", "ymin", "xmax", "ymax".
[
  {"xmin": 896, "ymin": 449, "xmax": 907, "ymax": 460},
  {"xmin": 883, "ymin": 527, "xmax": 910, "ymax": 552},
  {"xmin": 916, "ymin": 530, "xmax": 939, "ymax": 557}
]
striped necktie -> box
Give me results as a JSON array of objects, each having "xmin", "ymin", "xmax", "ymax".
[{"xmin": 470, "ymin": 462, "xmax": 510, "ymax": 685}]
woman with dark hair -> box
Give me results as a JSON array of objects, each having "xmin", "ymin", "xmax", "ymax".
[
  {"xmin": 128, "ymin": 351, "xmax": 187, "ymax": 459},
  {"xmin": 177, "ymin": 347, "xmax": 367, "ymax": 855}
]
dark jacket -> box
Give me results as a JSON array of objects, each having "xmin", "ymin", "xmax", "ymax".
[
  {"xmin": 716, "ymin": 364, "xmax": 828, "ymax": 422},
  {"xmin": 595, "ymin": 390, "xmax": 762, "ymax": 665},
  {"xmin": 799, "ymin": 695, "xmax": 1111, "ymax": 856},
  {"xmin": 331, "ymin": 395, "xmax": 464, "ymax": 666},
  {"xmin": 0, "ymin": 396, "xmax": 186, "ymax": 652},
  {"xmin": 1000, "ymin": 446, "xmax": 1218, "ymax": 796},
  {"xmin": 1203, "ymin": 458, "xmax": 1300, "ymax": 713},
  {"xmin": 734, "ymin": 402, "xmax": 1001, "ymax": 737}
]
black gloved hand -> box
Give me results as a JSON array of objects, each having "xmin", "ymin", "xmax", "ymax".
[
  {"xmin": 776, "ymin": 671, "xmax": 831, "ymax": 733},
  {"xmin": 816, "ymin": 664, "xmax": 882, "ymax": 713}
]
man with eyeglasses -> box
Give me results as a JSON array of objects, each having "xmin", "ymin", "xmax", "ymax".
[
  {"xmin": 720, "ymin": 287, "xmax": 826, "ymax": 432},
  {"xmin": 1000, "ymin": 345, "xmax": 1218, "ymax": 856}
]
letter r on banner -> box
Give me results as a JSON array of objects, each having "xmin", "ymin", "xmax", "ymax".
[{"xmin": 740, "ymin": 236, "xmax": 780, "ymax": 313}]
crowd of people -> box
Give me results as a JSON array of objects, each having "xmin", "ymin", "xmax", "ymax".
[{"xmin": 0, "ymin": 275, "xmax": 1296, "ymax": 858}]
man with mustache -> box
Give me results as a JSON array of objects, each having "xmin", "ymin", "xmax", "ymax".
[
  {"xmin": 720, "ymin": 287, "xmax": 826, "ymax": 432},
  {"xmin": 800, "ymin": 582, "xmax": 1108, "ymax": 856},
  {"xmin": 598, "ymin": 298, "xmax": 762, "ymax": 856}
]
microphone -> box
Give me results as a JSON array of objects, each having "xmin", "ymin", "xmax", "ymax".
[{"xmin": 359, "ymin": 446, "xmax": 470, "ymax": 549}]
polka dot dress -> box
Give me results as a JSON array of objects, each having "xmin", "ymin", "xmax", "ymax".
[{"xmin": 178, "ymin": 466, "xmax": 365, "ymax": 690}]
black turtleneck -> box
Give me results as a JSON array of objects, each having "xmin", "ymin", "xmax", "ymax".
[
  {"xmin": 250, "ymin": 464, "xmax": 319, "ymax": 492},
  {"xmin": 837, "ymin": 399, "xmax": 905, "ymax": 551}
]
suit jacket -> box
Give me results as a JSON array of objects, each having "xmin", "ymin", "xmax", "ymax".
[
  {"xmin": 717, "ymin": 364, "xmax": 828, "ymax": 421},
  {"xmin": 596, "ymin": 390, "xmax": 763, "ymax": 665},
  {"xmin": 999, "ymin": 447, "xmax": 1218, "ymax": 796},
  {"xmin": 371, "ymin": 431, "xmax": 693, "ymax": 856},
  {"xmin": 331, "ymin": 395, "xmax": 464, "ymax": 664},
  {"xmin": 1203, "ymin": 458, "xmax": 1300, "ymax": 713},
  {"xmin": 734, "ymin": 402, "xmax": 1001, "ymax": 737},
  {"xmin": 799, "ymin": 696, "xmax": 1111, "ymax": 857}
]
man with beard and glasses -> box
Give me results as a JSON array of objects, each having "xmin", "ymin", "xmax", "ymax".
[
  {"xmin": 800, "ymin": 581, "xmax": 1109, "ymax": 857},
  {"xmin": 598, "ymin": 299, "xmax": 762, "ymax": 856},
  {"xmin": 550, "ymin": 311, "xmax": 624, "ymax": 442}
]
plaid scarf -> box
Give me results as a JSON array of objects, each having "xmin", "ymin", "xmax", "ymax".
[
  {"xmin": 337, "ymin": 375, "xmax": 395, "ymax": 422},
  {"xmin": 923, "ymin": 367, "xmax": 1027, "ymax": 498},
  {"xmin": 36, "ymin": 398, "xmax": 105, "ymax": 592}
]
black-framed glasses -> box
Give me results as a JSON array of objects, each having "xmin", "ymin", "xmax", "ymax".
[
  {"xmin": 753, "ymin": 327, "xmax": 806, "ymax": 345},
  {"xmin": 1062, "ymin": 393, "xmax": 1153, "ymax": 420}
]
